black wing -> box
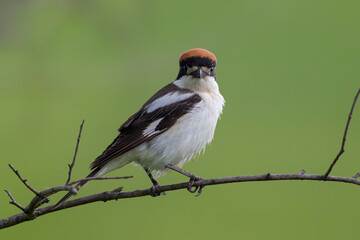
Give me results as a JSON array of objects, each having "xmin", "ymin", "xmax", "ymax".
[{"xmin": 90, "ymin": 91, "xmax": 202, "ymax": 170}]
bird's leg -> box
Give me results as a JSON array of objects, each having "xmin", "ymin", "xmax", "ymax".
[
  {"xmin": 145, "ymin": 168, "xmax": 166, "ymax": 197},
  {"xmin": 165, "ymin": 164, "xmax": 204, "ymax": 196}
]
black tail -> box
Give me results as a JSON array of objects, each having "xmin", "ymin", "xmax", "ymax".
[{"xmin": 52, "ymin": 168, "xmax": 100, "ymax": 209}]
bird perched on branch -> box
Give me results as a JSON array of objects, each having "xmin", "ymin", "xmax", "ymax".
[{"xmin": 54, "ymin": 48, "xmax": 225, "ymax": 208}]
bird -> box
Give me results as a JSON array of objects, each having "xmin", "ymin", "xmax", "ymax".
[{"xmin": 54, "ymin": 48, "xmax": 225, "ymax": 208}]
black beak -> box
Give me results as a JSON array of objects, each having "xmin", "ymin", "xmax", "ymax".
[{"xmin": 190, "ymin": 68, "xmax": 207, "ymax": 78}]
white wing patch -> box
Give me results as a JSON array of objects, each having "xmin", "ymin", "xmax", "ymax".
[
  {"xmin": 143, "ymin": 118, "xmax": 164, "ymax": 137},
  {"xmin": 146, "ymin": 92, "xmax": 194, "ymax": 113}
]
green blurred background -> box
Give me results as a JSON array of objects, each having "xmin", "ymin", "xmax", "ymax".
[{"xmin": 1, "ymin": 0, "xmax": 360, "ymax": 239}]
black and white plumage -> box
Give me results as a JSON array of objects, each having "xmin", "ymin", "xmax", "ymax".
[{"xmin": 55, "ymin": 48, "xmax": 224, "ymax": 207}]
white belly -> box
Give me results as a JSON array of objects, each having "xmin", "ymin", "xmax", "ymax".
[{"xmin": 134, "ymin": 91, "xmax": 224, "ymax": 177}]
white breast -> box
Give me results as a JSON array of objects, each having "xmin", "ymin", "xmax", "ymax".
[{"xmin": 134, "ymin": 76, "xmax": 225, "ymax": 177}]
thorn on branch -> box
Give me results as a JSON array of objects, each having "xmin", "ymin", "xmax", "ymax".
[
  {"xmin": 298, "ymin": 169, "xmax": 306, "ymax": 175},
  {"xmin": 66, "ymin": 120, "xmax": 85, "ymax": 185},
  {"xmin": 4, "ymin": 190, "xmax": 25, "ymax": 212},
  {"xmin": 110, "ymin": 187, "xmax": 123, "ymax": 193},
  {"xmin": 266, "ymin": 172, "xmax": 271, "ymax": 180},
  {"xmin": 8, "ymin": 164, "xmax": 40, "ymax": 196},
  {"xmin": 104, "ymin": 187, "xmax": 124, "ymax": 202}
]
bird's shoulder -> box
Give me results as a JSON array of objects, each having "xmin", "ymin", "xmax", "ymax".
[{"xmin": 118, "ymin": 82, "xmax": 200, "ymax": 133}]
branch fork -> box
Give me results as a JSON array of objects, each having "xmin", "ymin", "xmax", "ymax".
[{"xmin": 2, "ymin": 121, "xmax": 132, "ymax": 226}]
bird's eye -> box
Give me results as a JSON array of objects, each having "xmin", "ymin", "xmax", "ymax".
[
  {"xmin": 210, "ymin": 67, "xmax": 214, "ymax": 73},
  {"xmin": 182, "ymin": 65, "xmax": 187, "ymax": 71}
]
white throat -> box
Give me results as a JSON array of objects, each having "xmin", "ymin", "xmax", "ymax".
[{"xmin": 174, "ymin": 75, "xmax": 220, "ymax": 93}]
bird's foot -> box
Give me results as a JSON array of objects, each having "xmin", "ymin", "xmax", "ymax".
[
  {"xmin": 187, "ymin": 177, "xmax": 205, "ymax": 197},
  {"xmin": 164, "ymin": 164, "xmax": 205, "ymax": 196},
  {"xmin": 149, "ymin": 183, "xmax": 166, "ymax": 197}
]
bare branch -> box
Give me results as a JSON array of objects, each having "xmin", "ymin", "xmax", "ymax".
[
  {"xmin": 2, "ymin": 172, "xmax": 132, "ymax": 220},
  {"xmin": 8, "ymin": 164, "xmax": 40, "ymax": 196},
  {"xmin": 2, "ymin": 172, "xmax": 360, "ymax": 229},
  {"xmin": 24, "ymin": 185, "xmax": 78, "ymax": 215},
  {"xmin": 67, "ymin": 176, "xmax": 133, "ymax": 185},
  {"xmin": 324, "ymin": 88, "xmax": 360, "ymax": 179},
  {"xmin": 66, "ymin": 120, "xmax": 85, "ymax": 184},
  {"xmin": 4, "ymin": 190, "xmax": 25, "ymax": 212}
]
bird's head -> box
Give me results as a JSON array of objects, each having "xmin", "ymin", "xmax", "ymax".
[{"xmin": 176, "ymin": 48, "xmax": 217, "ymax": 81}]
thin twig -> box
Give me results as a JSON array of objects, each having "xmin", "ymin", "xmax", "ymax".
[
  {"xmin": 67, "ymin": 176, "xmax": 133, "ymax": 185},
  {"xmin": 35, "ymin": 198, "xmax": 50, "ymax": 209},
  {"xmin": 2, "ymin": 172, "xmax": 360, "ymax": 229},
  {"xmin": 352, "ymin": 173, "xmax": 360, "ymax": 179},
  {"xmin": 4, "ymin": 190, "xmax": 25, "ymax": 212},
  {"xmin": 8, "ymin": 164, "xmax": 40, "ymax": 196},
  {"xmin": 324, "ymin": 89, "xmax": 360, "ymax": 179},
  {"xmin": 66, "ymin": 120, "xmax": 85, "ymax": 184}
]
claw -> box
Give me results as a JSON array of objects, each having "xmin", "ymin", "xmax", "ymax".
[
  {"xmin": 187, "ymin": 178, "xmax": 199, "ymax": 193},
  {"xmin": 195, "ymin": 186, "xmax": 204, "ymax": 197},
  {"xmin": 164, "ymin": 164, "xmax": 205, "ymax": 197},
  {"xmin": 187, "ymin": 177, "xmax": 204, "ymax": 196},
  {"xmin": 149, "ymin": 183, "xmax": 166, "ymax": 197}
]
